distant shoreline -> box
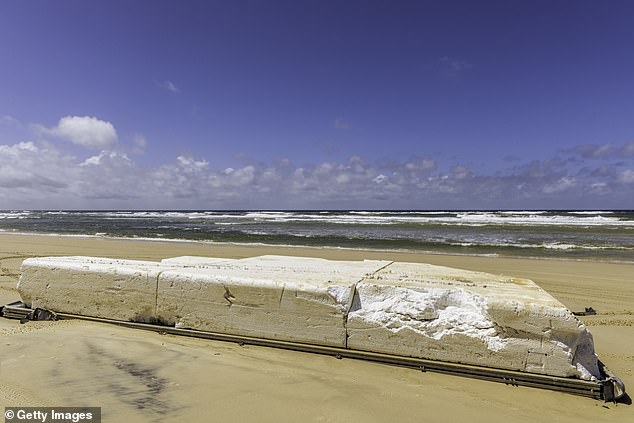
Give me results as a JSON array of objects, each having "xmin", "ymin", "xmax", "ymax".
[
  {"xmin": 1, "ymin": 230, "xmax": 633, "ymax": 265},
  {"xmin": 2, "ymin": 210, "xmax": 632, "ymax": 263}
]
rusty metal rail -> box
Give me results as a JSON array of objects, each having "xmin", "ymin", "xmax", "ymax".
[{"xmin": 1, "ymin": 301, "xmax": 626, "ymax": 402}]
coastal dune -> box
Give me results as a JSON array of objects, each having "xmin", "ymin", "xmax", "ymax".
[{"xmin": 0, "ymin": 234, "xmax": 632, "ymax": 422}]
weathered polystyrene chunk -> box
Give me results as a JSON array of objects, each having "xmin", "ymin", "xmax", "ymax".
[
  {"xmin": 345, "ymin": 262, "xmax": 600, "ymax": 380},
  {"xmin": 17, "ymin": 255, "xmax": 600, "ymax": 381},
  {"xmin": 17, "ymin": 256, "xmax": 171, "ymax": 322},
  {"xmin": 156, "ymin": 256, "xmax": 391, "ymax": 346}
]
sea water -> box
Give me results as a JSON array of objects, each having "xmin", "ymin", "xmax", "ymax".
[{"xmin": 0, "ymin": 210, "xmax": 632, "ymax": 261}]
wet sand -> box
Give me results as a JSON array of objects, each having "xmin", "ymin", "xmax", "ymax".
[{"xmin": 0, "ymin": 234, "xmax": 632, "ymax": 422}]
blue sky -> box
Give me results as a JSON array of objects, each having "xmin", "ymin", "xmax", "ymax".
[{"xmin": 0, "ymin": 0, "xmax": 633, "ymax": 209}]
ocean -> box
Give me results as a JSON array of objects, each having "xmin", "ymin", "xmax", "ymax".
[{"xmin": 0, "ymin": 210, "xmax": 633, "ymax": 262}]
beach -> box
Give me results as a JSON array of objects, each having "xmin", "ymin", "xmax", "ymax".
[{"xmin": 0, "ymin": 233, "xmax": 632, "ymax": 422}]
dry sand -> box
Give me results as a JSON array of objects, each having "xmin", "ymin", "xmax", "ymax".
[{"xmin": 0, "ymin": 233, "xmax": 632, "ymax": 422}]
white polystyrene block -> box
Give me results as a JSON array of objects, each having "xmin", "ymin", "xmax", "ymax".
[
  {"xmin": 18, "ymin": 256, "xmax": 172, "ymax": 322},
  {"xmin": 17, "ymin": 255, "xmax": 600, "ymax": 380},
  {"xmin": 346, "ymin": 262, "xmax": 600, "ymax": 379}
]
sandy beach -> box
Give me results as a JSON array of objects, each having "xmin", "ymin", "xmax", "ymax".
[{"xmin": 0, "ymin": 233, "xmax": 632, "ymax": 422}]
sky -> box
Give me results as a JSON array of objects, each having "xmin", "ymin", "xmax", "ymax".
[{"xmin": 0, "ymin": 0, "xmax": 633, "ymax": 210}]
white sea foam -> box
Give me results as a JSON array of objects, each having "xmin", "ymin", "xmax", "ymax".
[
  {"xmin": 235, "ymin": 211, "xmax": 633, "ymax": 227},
  {"xmin": 497, "ymin": 210, "xmax": 547, "ymax": 215},
  {"xmin": 0, "ymin": 212, "xmax": 33, "ymax": 219},
  {"xmin": 568, "ymin": 211, "xmax": 614, "ymax": 215},
  {"xmin": 447, "ymin": 240, "xmax": 632, "ymax": 251},
  {"xmin": 26, "ymin": 210, "xmax": 630, "ymax": 228},
  {"xmin": 1, "ymin": 211, "xmax": 632, "ymax": 261}
]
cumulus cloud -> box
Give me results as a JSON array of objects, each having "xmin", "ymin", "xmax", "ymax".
[
  {"xmin": 1, "ymin": 137, "xmax": 633, "ymax": 209},
  {"xmin": 177, "ymin": 155, "xmax": 209, "ymax": 172},
  {"xmin": 81, "ymin": 151, "xmax": 131, "ymax": 167},
  {"xmin": 0, "ymin": 141, "xmax": 37, "ymax": 153},
  {"xmin": 0, "ymin": 142, "xmax": 73, "ymax": 195},
  {"xmin": 43, "ymin": 115, "xmax": 118, "ymax": 149}
]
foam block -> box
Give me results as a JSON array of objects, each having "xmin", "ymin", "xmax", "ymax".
[
  {"xmin": 18, "ymin": 256, "xmax": 170, "ymax": 322},
  {"xmin": 17, "ymin": 255, "xmax": 600, "ymax": 379},
  {"xmin": 346, "ymin": 262, "xmax": 599, "ymax": 379},
  {"xmin": 156, "ymin": 256, "xmax": 391, "ymax": 346}
]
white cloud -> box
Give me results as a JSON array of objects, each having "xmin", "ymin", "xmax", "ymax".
[
  {"xmin": 542, "ymin": 176, "xmax": 576, "ymax": 194},
  {"xmin": 132, "ymin": 134, "xmax": 147, "ymax": 154},
  {"xmin": 157, "ymin": 80, "xmax": 181, "ymax": 94},
  {"xmin": 404, "ymin": 159, "xmax": 436, "ymax": 173},
  {"xmin": 45, "ymin": 115, "xmax": 118, "ymax": 149},
  {"xmin": 0, "ymin": 141, "xmax": 38, "ymax": 154},
  {"xmin": 228, "ymin": 165, "xmax": 256, "ymax": 186},
  {"xmin": 373, "ymin": 174, "xmax": 387, "ymax": 184},
  {"xmin": 572, "ymin": 143, "xmax": 614, "ymax": 159},
  {"xmin": 451, "ymin": 165, "xmax": 471, "ymax": 180},
  {"xmin": 81, "ymin": 151, "xmax": 131, "ymax": 167},
  {"xmin": 618, "ymin": 169, "xmax": 634, "ymax": 184},
  {"xmin": 621, "ymin": 142, "xmax": 634, "ymax": 157},
  {"xmin": 0, "ymin": 142, "xmax": 74, "ymax": 194},
  {"xmin": 569, "ymin": 141, "xmax": 634, "ymax": 159},
  {"xmin": 1, "ymin": 115, "xmax": 19, "ymax": 126},
  {"xmin": 177, "ymin": 155, "xmax": 209, "ymax": 172},
  {"xmin": 589, "ymin": 144, "xmax": 612, "ymax": 158},
  {"xmin": 0, "ymin": 137, "xmax": 633, "ymax": 209}
]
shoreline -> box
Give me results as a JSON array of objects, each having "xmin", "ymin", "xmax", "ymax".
[
  {"xmin": 2, "ymin": 230, "xmax": 633, "ymax": 266},
  {"xmin": 1, "ymin": 232, "xmax": 632, "ymax": 421}
]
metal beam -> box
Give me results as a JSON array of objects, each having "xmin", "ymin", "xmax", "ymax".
[{"xmin": 1, "ymin": 301, "xmax": 624, "ymax": 401}]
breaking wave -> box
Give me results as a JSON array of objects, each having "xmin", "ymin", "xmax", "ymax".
[{"xmin": 0, "ymin": 209, "xmax": 632, "ymax": 261}]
